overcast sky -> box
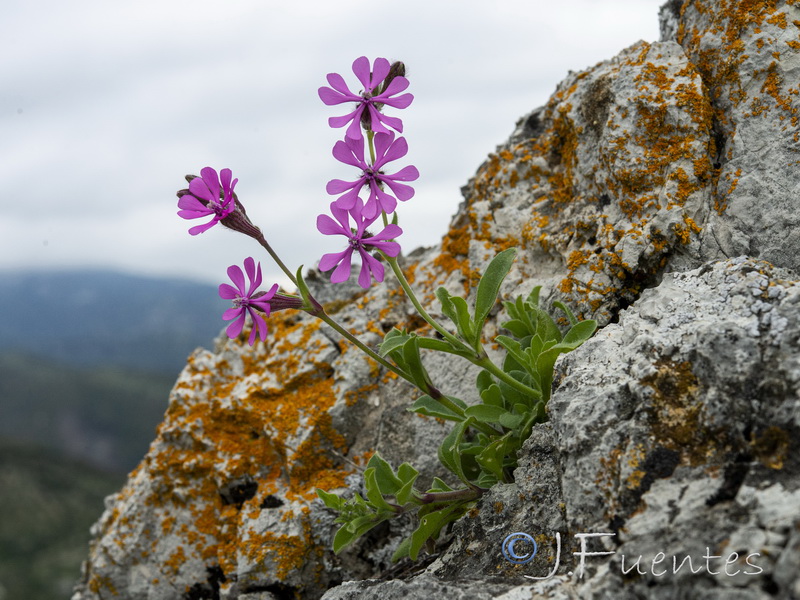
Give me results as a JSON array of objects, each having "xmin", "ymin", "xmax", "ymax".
[{"xmin": 1, "ymin": 0, "xmax": 665, "ymax": 288}]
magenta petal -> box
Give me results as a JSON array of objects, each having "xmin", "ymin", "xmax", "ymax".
[
  {"xmin": 351, "ymin": 56, "xmax": 372, "ymax": 90},
  {"xmin": 319, "ymin": 86, "xmax": 349, "ymax": 105},
  {"xmin": 345, "ymin": 117, "xmax": 364, "ymax": 140},
  {"xmin": 326, "ymin": 72, "xmax": 355, "ymax": 96},
  {"xmin": 188, "ymin": 220, "xmax": 217, "ymax": 235},
  {"xmin": 326, "ymin": 179, "xmax": 360, "ymax": 195},
  {"xmin": 375, "ymin": 112, "xmax": 404, "ymax": 133},
  {"xmin": 332, "ymin": 140, "xmax": 365, "ymax": 169},
  {"xmin": 262, "ymin": 283, "xmax": 279, "ymax": 301},
  {"xmin": 369, "ymin": 58, "xmax": 390, "ymax": 90},
  {"xmin": 366, "ymin": 106, "xmax": 392, "ymax": 136},
  {"xmin": 367, "ymin": 239, "xmax": 402, "ymax": 258},
  {"xmin": 244, "ymin": 258, "xmax": 262, "ymax": 296},
  {"xmin": 332, "ymin": 189, "xmax": 360, "ymax": 211},
  {"xmin": 369, "ymin": 224, "xmax": 403, "ymax": 241},
  {"xmin": 381, "ymin": 136, "xmax": 409, "ymax": 164},
  {"xmin": 226, "ymin": 312, "xmax": 246, "ymax": 339},
  {"xmin": 219, "ymin": 168, "xmax": 232, "ymax": 191},
  {"xmin": 227, "ymin": 264, "xmax": 245, "ymax": 294},
  {"xmin": 219, "ymin": 283, "xmax": 240, "ymax": 300},
  {"xmin": 188, "ymin": 178, "xmax": 215, "ymax": 204},
  {"xmin": 328, "ymin": 107, "xmax": 361, "ymax": 130},
  {"xmin": 247, "ymin": 309, "xmax": 267, "ymax": 345},
  {"xmin": 375, "ymin": 186, "xmax": 398, "ymax": 214},
  {"xmin": 222, "ymin": 307, "xmax": 243, "ymax": 320},
  {"xmin": 380, "ymin": 77, "xmax": 410, "ymax": 97},
  {"xmin": 372, "ymin": 132, "xmax": 398, "ymax": 165},
  {"xmin": 383, "ymin": 179, "xmax": 415, "ymax": 202},
  {"xmin": 200, "ymin": 167, "xmax": 220, "ymax": 200},
  {"xmin": 388, "ymin": 165, "xmax": 419, "ymax": 182},
  {"xmin": 317, "ymin": 214, "xmax": 346, "ymax": 237},
  {"xmin": 330, "ymin": 251, "xmax": 353, "ymax": 283},
  {"xmin": 319, "ymin": 249, "xmax": 349, "ymax": 273},
  {"xmin": 177, "ymin": 195, "xmax": 209, "ymax": 212}
]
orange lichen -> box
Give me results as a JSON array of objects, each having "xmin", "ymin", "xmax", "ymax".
[{"xmin": 87, "ymin": 310, "xmax": 364, "ymax": 593}]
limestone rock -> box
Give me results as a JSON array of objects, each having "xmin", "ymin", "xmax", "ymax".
[{"xmin": 73, "ymin": 1, "xmax": 800, "ymax": 599}]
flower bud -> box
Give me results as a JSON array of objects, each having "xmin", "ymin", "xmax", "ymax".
[{"xmin": 378, "ymin": 61, "xmax": 406, "ymax": 96}]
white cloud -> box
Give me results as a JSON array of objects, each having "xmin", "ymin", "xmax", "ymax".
[{"xmin": 0, "ymin": 0, "xmax": 664, "ymax": 284}]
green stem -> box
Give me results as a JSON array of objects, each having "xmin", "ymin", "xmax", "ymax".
[
  {"xmin": 474, "ymin": 354, "xmax": 542, "ymax": 399},
  {"xmin": 366, "ymin": 129, "xmax": 376, "ymax": 164},
  {"xmin": 256, "ymin": 233, "xmax": 299, "ymax": 288},
  {"xmin": 425, "ymin": 383, "xmax": 501, "ymax": 438},
  {"xmin": 313, "ymin": 311, "xmax": 415, "ymax": 386},
  {"xmin": 415, "ymin": 485, "xmax": 485, "ymax": 505},
  {"xmin": 385, "ymin": 255, "xmax": 472, "ymax": 353}
]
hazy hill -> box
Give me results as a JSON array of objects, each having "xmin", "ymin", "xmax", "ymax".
[
  {"xmin": 0, "ymin": 269, "xmax": 227, "ymax": 374},
  {"xmin": 0, "ymin": 439, "xmax": 121, "ymax": 600},
  {"xmin": 0, "ymin": 271, "xmax": 229, "ymax": 596},
  {"xmin": 0, "ymin": 352, "xmax": 176, "ymax": 472}
]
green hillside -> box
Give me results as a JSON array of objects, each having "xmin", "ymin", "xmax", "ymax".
[
  {"xmin": 0, "ymin": 439, "xmax": 122, "ymax": 600},
  {"xmin": 0, "ymin": 352, "xmax": 174, "ymax": 473}
]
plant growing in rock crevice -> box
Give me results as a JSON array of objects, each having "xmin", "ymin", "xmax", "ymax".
[{"xmin": 175, "ymin": 56, "xmax": 596, "ymax": 562}]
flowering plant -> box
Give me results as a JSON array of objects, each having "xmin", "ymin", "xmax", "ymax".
[{"xmin": 176, "ymin": 56, "xmax": 596, "ymax": 562}]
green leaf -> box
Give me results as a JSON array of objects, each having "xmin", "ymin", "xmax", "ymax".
[
  {"xmin": 366, "ymin": 454, "xmax": 402, "ymax": 496},
  {"xmin": 562, "ymin": 319, "xmax": 597, "ymax": 346},
  {"xmin": 474, "ymin": 248, "xmax": 517, "ymax": 329},
  {"xmin": 364, "ymin": 468, "xmax": 394, "ymax": 511},
  {"xmin": 395, "ymin": 478, "xmax": 418, "ymax": 506},
  {"xmin": 526, "ymin": 286, "xmax": 542, "ymax": 306},
  {"xmin": 416, "ymin": 336, "xmax": 472, "ymax": 357},
  {"xmin": 401, "ymin": 335, "xmax": 434, "ymax": 391},
  {"xmin": 464, "ymin": 404, "xmax": 508, "ymax": 424},
  {"xmin": 316, "ymin": 488, "xmax": 343, "ymax": 510},
  {"xmin": 391, "ymin": 537, "xmax": 413, "ymax": 562},
  {"xmin": 333, "ymin": 525, "xmax": 359, "ymax": 553},
  {"xmin": 479, "ymin": 383, "xmax": 504, "ymax": 408},
  {"xmin": 429, "ymin": 477, "xmax": 454, "ymax": 493},
  {"xmin": 397, "ymin": 462, "xmax": 419, "ymax": 485},
  {"xmin": 553, "ymin": 300, "xmax": 579, "ymax": 326},
  {"xmin": 501, "ymin": 318, "xmax": 531, "ymax": 338},
  {"xmin": 476, "ymin": 437, "xmax": 508, "ymax": 481},
  {"xmin": 409, "ymin": 395, "xmax": 466, "ymax": 422},
  {"xmin": 409, "ymin": 503, "xmax": 466, "ymax": 560},
  {"xmin": 450, "ymin": 296, "xmax": 476, "ymax": 344},
  {"xmin": 436, "ymin": 287, "xmax": 458, "ymax": 324},
  {"xmin": 295, "ymin": 265, "xmax": 314, "ymax": 309},
  {"xmin": 498, "ymin": 411, "xmax": 525, "ymax": 429},
  {"xmin": 437, "ymin": 419, "xmax": 473, "ymax": 483},
  {"xmin": 496, "ymin": 335, "xmax": 529, "ymax": 371},
  {"xmin": 476, "ymin": 369, "xmax": 493, "ymax": 393},
  {"xmin": 379, "ymin": 328, "xmax": 411, "ymax": 357}
]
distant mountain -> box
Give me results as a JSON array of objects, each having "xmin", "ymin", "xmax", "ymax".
[
  {"xmin": 0, "ymin": 352, "xmax": 175, "ymax": 472},
  {"xmin": 0, "ymin": 269, "xmax": 228, "ymax": 374},
  {"xmin": 0, "ymin": 271, "xmax": 230, "ymax": 597}
]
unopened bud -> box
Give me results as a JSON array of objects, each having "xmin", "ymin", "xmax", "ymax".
[
  {"xmin": 378, "ymin": 61, "xmax": 406, "ymax": 96},
  {"xmin": 250, "ymin": 291, "xmax": 305, "ymax": 313}
]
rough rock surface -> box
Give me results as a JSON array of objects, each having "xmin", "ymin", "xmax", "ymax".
[{"xmin": 72, "ymin": 1, "xmax": 800, "ymax": 599}]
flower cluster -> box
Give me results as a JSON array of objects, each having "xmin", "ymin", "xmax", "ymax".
[
  {"xmin": 318, "ymin": 56, "xmax": 418, "ymax": 288},
  {"xmin": 176, "ymin": 56, "xmax": 420, "ymax": 345},
  {"xmin": 177, "ymin": 167, "xmax": 236, "ymax": 235}
]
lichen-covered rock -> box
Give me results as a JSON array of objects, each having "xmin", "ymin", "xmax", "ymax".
[
  {"xmin": 408, "ymin": 257, "xmax": 800, "ymax": 599},
  {"xmin": 73, "ymin": 1, "xmax": 800, "ymax": 599}
]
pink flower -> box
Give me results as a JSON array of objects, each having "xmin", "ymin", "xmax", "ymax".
[
  {"xmin": 326, "ymin": 132, "xmax": 419, "ymax": 220},
  {"xmin": 219, "ymin": 257, "xmax": 278, "ymax": 345},
  {"xmin": 318, "ymin": 56, "xmax": 413, "ymax": 140},
  {"xmin": 177, "ymin": 167, "xmax": 237, "ymax": 235},
  {"xmin": 316, "ymin": 200, "xmax": 402, "ymax": 288}
]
